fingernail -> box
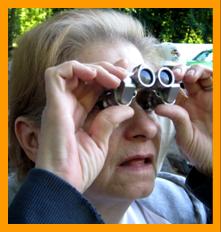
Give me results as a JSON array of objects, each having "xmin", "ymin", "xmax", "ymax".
[
  {"xmin": 110, "ymin": 74, "xmax": 121, "ymax": 85},
  {"xmin": 186, "ymin": 69, "xmax": 195, "ymax": 76},
  {"xmin": 115, "ymin": 77, "xmax": 121, "ymax": 85},
  {"xmin": 89, "ymin": 68, "xmax": 97, "ymax": 78}
]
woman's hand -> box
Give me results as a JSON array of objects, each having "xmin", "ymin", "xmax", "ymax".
[
  {"xmin": 155, "ymin": 65, "xmax": 212, "ymax": 175},
  {"xmin": 35, "ymin": 60, "xmax": 134, "ymax": 192}
]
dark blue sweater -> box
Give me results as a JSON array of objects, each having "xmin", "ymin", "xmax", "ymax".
[
  {"xmin": 8, "ymin": 168, "xmax": 212, "ymax": 224},
  {"xmin": 8, "ymin": 169, "xmax": 104, "ymax": 224}
]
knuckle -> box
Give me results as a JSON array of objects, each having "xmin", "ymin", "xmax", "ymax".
[
  {"xmin": 190, "ymin": 64, "xmax": 201, "ymax": 70},
  {"xmin": 95, "ymin": 65, "xmax": 106, "ymax": 73},
  {"xmin": 176, "ymin": 108, "xmax": 189, "ymax": 123},
  {"xmin": 59, "ymin": 61, "xmax": 73, "ymax": 70},
  {"xmin": 60, "ymin": 61, "xmax": 71, "ymax": 68},
  {"xmin": 100, "ymin": 112, "xmax": 114, "ymax": 128},
  {"xmin": 70, "ymin": 60, "xmax": 80, "ymax": 67},
  {"xmin": 44, "ymin": 67, "xmax": 55, "ymax": 78},
  {"xmin": 99, "ymin": 61, "xmax": 110, "ymax": 67}
]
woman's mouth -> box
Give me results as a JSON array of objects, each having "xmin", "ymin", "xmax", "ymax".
[{"xmin": 118, "ymin": 154, "xmax": 155, "ymax": 172}]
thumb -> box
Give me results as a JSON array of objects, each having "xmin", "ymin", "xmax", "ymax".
[
  {"xmin": 155, "ymin": 104, "xmax": 193, "ymax": 147},
  {"xmin": 89, "ymin": 106, "xmax": 134, "ymax": 152}
]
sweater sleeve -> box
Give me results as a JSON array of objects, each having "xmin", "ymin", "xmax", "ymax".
[{"xmin": 8, "ymin": 168, "xmax": 104, "ymax": 224}]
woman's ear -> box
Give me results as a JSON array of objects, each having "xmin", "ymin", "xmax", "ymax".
[{"xmin": 14, "ymin": 117, "xmax": 40, "ymax": 163}]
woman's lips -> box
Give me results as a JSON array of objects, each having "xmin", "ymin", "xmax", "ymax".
[{"xmin": 118, "ymin": 154, "xmax": 155, "ymax": 171}]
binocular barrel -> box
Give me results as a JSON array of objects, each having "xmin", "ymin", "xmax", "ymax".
[
  {"xmin": 132, "ymin": 65, "xmax": 156, "ymax": 88},
  {"xmin": 97, "ymin": 64, "xmax": 180, "ymax": 111}
]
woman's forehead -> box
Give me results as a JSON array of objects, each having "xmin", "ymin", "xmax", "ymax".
[{"xmin": 77, "ymin": 41, "xmax": 146, "ymax": 71}]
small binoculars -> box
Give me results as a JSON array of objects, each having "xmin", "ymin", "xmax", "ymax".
[{"xmin": 97, "ymin": 64, "xmax": 181, "ymax": 111}]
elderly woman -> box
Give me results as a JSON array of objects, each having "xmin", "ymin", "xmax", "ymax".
[{"xmin": 8, "ymin": 9, "xmax": 212, "ymax": 224}]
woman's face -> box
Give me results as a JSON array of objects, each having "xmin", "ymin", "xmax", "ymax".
[{"xmin": 80, "ymin": 41, "xmax": 161, "ymax": 200}]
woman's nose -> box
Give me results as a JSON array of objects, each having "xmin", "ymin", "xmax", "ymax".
[{"xmin": 124, "ymin": 103, "xmax": 160, "ymax": 141}]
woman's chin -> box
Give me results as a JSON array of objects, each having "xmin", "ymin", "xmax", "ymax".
[{"xmin": 120, "ymin": 181, "xmax": 155, "ymax": 200}]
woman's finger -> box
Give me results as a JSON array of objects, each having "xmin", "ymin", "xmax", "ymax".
[
  {"xmin": 182, "ymin": 65, "xmax": 213, "ymax": 96},
  {"xmin": 75, "ymin": 82, "xmax": 104, "ymax": 114},
  {"xmin": 155, "ymin": 104, "xmax": 193, "ymax": 147},
  {"xmin": 89, "ymin": 64, "xmax": 121, "ymax": 89},
  {"xmin": 44, "ymin": 61, "xmax": 97, "ymax": 94},
  {"xmin": 89, "ymin": 106, "xmax": 134, "ymax": 152},
  {"xmin": 172, "ymin": 65, "xmax": 188, "ymax": 82},
  {"xmin": 92, "ymin": 61, "xmax": 128, "ymax": 81}
]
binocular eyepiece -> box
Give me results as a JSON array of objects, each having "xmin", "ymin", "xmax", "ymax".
[{"xmin": 98, "ymin": 64, "xmax": 181, "ymax": 111}]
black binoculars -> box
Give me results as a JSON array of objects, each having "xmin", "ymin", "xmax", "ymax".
[{"xmin": 97, "ymin": 64, "xmax": 181, "ymax": 111}]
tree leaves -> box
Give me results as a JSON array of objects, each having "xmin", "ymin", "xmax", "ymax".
[{"xmin": 8, "ymin": 8, "xmax": 212, "ymax": 56}]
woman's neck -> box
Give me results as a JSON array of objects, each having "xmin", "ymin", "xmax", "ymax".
[{"xmin": 84, "ymin": 192, "xmax": 133, "ymax": 224}]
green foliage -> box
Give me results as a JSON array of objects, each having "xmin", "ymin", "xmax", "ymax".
[
  {"xmin": 8, "ymin": 8, "xmax": 212, "ymax": 53},
  {"xmin": 8, "ymin": 8, "xmax": 53, "ymax": 50},
  {"xmin": 118, "ymin": 8, "xmax": 212, "ymax": 44},
  {"xmin": 19, "ymin": 9, "xmax": 52, "ymax": 34},
  {"xmin": 8, "ymin": 9, "xmax": 20, "ymax": 51}
]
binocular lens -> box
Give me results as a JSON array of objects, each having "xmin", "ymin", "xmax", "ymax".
[
  {"xmin": 160, "ymin": 70, "xmax": 171, "ymax": 84},
  {"xmin": 158, "ymin": 68, "xmax": 174, "ymax": 86},
  {"xmin": 140, "ymin": 69, "xmax": 154, "ymax": 86}
]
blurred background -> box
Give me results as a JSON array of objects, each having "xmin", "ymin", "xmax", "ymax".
[
  {"xmin": 8, "ymin": 8, "xmax": 213, "ymax": 70},
  {"xmin": 8, "ymin": 8, "xmax": 212, "ymax": 50}
]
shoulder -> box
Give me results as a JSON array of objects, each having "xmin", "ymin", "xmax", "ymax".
[
  {"xmin": 137, "ymin": 172, "xmax": 207, "ymax": 224},
  {"xmin": 9, "ymin": 169, "xmax": 104, "ymax": 223},
  {"xmin": 8, "ymin": 172, "xmax": 21, "ymax": 206}
]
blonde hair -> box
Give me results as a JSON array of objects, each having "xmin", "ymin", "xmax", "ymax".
[{"xmin": 9, "ymin": 9, "xmax": 161, "ymax": 180}]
